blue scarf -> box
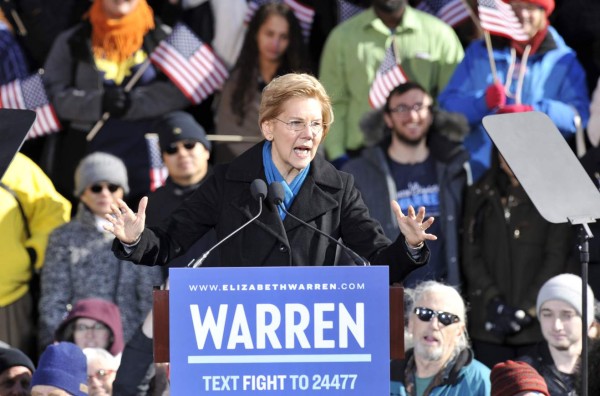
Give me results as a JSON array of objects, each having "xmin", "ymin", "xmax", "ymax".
[{"xmin": 262, "ymin": 141, "xmax": 310, "ymax": 220}]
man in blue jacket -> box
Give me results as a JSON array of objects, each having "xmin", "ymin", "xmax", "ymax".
[{"xmin": 390, "ymin": 281, "xmax": 490, "ymax": 395}]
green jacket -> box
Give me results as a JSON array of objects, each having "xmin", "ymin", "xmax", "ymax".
[{"xmin": 319, "ymin": 6, "xmax": 464, "ymax": 160}]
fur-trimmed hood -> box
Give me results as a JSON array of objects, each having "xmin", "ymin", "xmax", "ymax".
[{"xmin": 360, "ymin": 107, "xmax": 470, "ymax": 163}]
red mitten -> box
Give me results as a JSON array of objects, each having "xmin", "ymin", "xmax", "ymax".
[
  {"xmin": 485, "ymin": 83, "xmax": 506, "ymax": 109},
  {"xmin": 497, "ymin": 104, "xmax": 534, "ymax": 114}
]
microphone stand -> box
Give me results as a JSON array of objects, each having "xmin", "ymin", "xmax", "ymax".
[{"xmin": 189, "ymin": 198, "xmax": 264, "ymax": 268}]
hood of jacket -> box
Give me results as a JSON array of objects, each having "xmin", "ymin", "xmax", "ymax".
[
  {"xmin": 360, "ymin": 107, "xmax": 470, "ymax": 164},
  {"xmin": 54, "ymin": 297, "xmax": 125, "ymax": 356}
]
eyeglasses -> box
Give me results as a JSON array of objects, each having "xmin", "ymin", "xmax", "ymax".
[
  {"xmin": 388, "ymin": 103, "xmax": 430, "ymax": 114},
  {"xmin": 413, "ymin": 307, "xmax": 460, "ymax": 326},
  {"xmin": 89, "ymin": 183, "xmax": 120, "ymax": 193},
  {"xmin": 75, "ymin": 322, "xmax": 109, "ymax": 333},
  {"xmin": 164, "ymin": 141, "xmax": 198, "ymax": 155},
  {"xmin": 274, "ymin": 118, "xmax": 325, "ymax": 133},
  {"xmin": 88, "ymin": 369, "xmax": 115, "ymax": 381}
]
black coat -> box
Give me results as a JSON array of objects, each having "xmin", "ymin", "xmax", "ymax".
[{"xmin": 113, "ymin": 142, "xmax": 428, "ymax": 283}]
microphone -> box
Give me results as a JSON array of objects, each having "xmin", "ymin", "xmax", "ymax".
[
  {"xmin": 267, "ymin": 181, "xmax": 370, "ymax": 266},
  {"xmin": 188, "ymin": 179, "xmax": 267, "ymax": 268}
]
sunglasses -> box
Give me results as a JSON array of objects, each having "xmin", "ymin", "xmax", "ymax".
[
  {"xmin": 89, "ymin": 183, "xmax": 120, "ymax": 193},
  {"xmin": 413, "ymin": 307, "xmax": 460, "ymax": 326},
  {"xmin": 164, "ymin": 141, "xmax": 198, "ymax": 155}
]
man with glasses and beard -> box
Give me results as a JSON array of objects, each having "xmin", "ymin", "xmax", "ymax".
[
  {"xmin": 319, "ymin": 0, "xmax": 464, "ymax": 169},
  {"xmin": 391, "ymin": 281, "xmax": 490, "ymax": 395},
  {"xmin": 343, "ymin": 82, "xmax": 469, "ymax": 288}
]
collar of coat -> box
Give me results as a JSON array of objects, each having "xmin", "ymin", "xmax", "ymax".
[
  {"xmin": 224, "ymin": 141, "xmax": 345, "ymax": 234},
  {"xmin": 391, "ymin": 347, "xmax": 474, "ymax": 394}
]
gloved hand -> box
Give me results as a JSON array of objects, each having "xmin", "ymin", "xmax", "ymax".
[
  {"xmin": 102, "ymin": 87, "xmax": 131, "ymax": 118},
  {"xmin": 497, "ymin": 104, "xmax": 534, "ymax": 114},
  {"xmin": 485, "ymin": 297, "xmax": 534, "ymax": 338},
  {"xmin": 485, "ymin": 82, "xmax": 506, "ymax": 109}
]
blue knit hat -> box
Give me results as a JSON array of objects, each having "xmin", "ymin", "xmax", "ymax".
[{"xmin": 31, "ymin": 342, "xmax": 88, "ymax": 395}]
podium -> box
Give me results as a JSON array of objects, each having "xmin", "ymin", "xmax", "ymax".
[{"xmin": 152, "ymin": 285, "xmax": 404, "ymax": 364}]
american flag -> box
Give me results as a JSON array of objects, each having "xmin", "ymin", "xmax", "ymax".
[
  {"xmin": 477, "ymin": 0, "xmax": 528, "ymax": 42},
  {"xmin": 150, "ymin": 23, "xmax": 229, "ymax": 105},
  {"xmin": 145, "ymin": 133, "xmax": 167, "ymax": 191},
  {"xmin": 245, "ymin": 0, "xmax": 315, "ymax": 40},
  {"xmin": 0, "ymin": 74, "xmax": 61, "ymax": 139},
  {"xmin": 417, "ymin": 0, "xmax": 470, "ymax": 27},
  {"xmin": 338, "ymin": 0, "xmax": 366, "ymax": 23},
  {"xmin": 369, "ymin": 43, "xmax": 409, "ymax": 109}
]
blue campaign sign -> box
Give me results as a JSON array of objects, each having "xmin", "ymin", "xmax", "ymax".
[{"xmin": 169, "ymin": 266, "xmax": 390, "ymax": 395}]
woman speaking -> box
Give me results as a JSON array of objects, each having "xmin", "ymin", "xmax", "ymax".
[{"xmin": 106, "ymin": 73, "xmax": 436, "ymax": 284}]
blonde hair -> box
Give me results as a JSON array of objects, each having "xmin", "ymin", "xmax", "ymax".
[{"xmin": 259, "ymin": 73, "xmax": 334, "ymax": 136}]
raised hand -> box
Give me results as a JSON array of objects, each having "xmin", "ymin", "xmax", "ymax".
[
  {"xmin": 104, "ymin": 197, "xmax": 148, "ymax": 244},
  {"xmin": 391, "ymin": 201, "xmax": 437, "ymax": 247}
]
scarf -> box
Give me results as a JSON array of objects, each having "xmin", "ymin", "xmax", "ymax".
[
  {"xmin": 512, "ymin": 25, "xmax": 548, "ymax": 57},
  {"xmin": 89, "ymin": 0, "xmax": 155, "ymax": 62},
  {"xmin": 262, "ymin": 141, "xmax": 310, "ymax": 220}
]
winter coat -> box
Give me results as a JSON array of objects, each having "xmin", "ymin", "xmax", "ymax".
[{"xmin": 113, "ymin": 142, "xmax": 429, "ymax": 283}]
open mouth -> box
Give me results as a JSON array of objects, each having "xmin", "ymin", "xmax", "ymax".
[
  {"xmin": 294, "ymin": 146, "xmax": 311, "ymax": 156},
  {"xmin": 423, "ymin": 335, "xmax": 439, "ymax": 344}
]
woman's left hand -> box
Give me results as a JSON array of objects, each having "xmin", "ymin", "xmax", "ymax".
[{"xmin": 391, "ymin": 201, "xmax": 437, "ymax": 248}]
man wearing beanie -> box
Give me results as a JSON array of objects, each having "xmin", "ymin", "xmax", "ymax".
[
  {"xmin": 38, "ymin": 152, "xmax": 163, "ymax": 351},
  {"xmin": 491, "ymin": 360, "xmax": 549, "ymax": 396},
  {"xmin": 31, "ymin": 342, "xmax": 88, "ymax": 396},
  {"xmin": 438, "ymin": 0, "xmax": 589, "ymax": 182},
  {"xmin": 145, "ymin": 110, "xmax": 219, "ymax": 272},
  {"xmin": 0, "ymin": 346, "xmax": 35, "ymax": 396},
  {"xmin": 519, "ymin": 273, "xmax": 595, "ymax": 395}
]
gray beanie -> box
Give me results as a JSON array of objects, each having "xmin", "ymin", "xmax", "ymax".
[
  {"xmin": 74, "ymin": 152, "xmax": 129, "ymax": 197},
  {"xmin": 536, "ymin": 273, "xmax": 595, "ymax": 328}
]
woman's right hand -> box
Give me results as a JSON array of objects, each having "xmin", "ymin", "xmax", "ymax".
[{"xmin": 104, "ymin": 197, "xmax": 147, "ymax": 244}]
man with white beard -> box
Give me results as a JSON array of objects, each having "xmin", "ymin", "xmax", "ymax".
[{"xmin": 391, "ymin": 281, "xmax": 490, "ymax": 395}]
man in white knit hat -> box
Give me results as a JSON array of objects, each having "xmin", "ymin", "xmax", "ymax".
[{"xmin": 519, "ymin": 273, "xmax": 595, "ymax": 395}]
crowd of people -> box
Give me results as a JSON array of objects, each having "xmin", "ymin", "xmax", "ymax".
[{"xmin": 2, "ymin": 0, "xmax": 600, "ymax": 394}]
